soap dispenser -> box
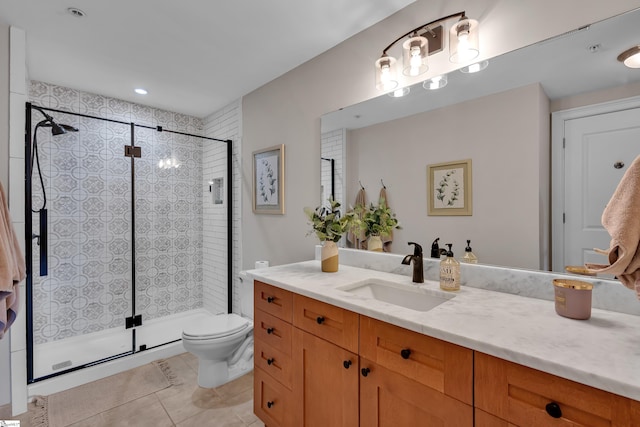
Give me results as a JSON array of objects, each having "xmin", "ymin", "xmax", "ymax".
[
  {"xmin": 439, "ymin": 244, "xmax": 460, "ymax": 292},
  {"xmin": 431, "ymin": 238, "xmax": 441, "ymax": 258},
  {"xmin": 462, "ymin": 240, "xmax": 478, "ymax": 264}
]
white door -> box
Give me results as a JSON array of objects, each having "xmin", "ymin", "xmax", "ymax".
[{"xmin": 563, "ymin": 107, "xmax": 640, "ymax": 268}]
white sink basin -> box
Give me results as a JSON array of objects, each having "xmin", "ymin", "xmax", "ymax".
[{"xmin": 338, "ymin": 279, "xmax": 454, "ymax": 312}]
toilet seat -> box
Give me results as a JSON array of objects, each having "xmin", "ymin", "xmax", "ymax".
[{"xmin": 182, "ymin": 313, "xmax": 250, "ymax": 340}]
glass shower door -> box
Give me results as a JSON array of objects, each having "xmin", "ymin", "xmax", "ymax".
[
  {"xmin": 28, "ymin": 105, "xmax": 134, "ymax": 380},
  {"xmin": 133, "ymin": 126, "xmax": 206, "ymax": 351}
]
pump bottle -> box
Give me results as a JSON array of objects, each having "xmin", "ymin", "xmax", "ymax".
[
  {"xmin": 462, "ymin": 240, "xmax": 478, "ymax": 264},
  {"xmin": 439, "ymin": 243, "xmax": 460, "ymax": 291}
]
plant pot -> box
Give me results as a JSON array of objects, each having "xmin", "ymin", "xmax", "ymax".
[
  {"xmin": 368, "ymin": 235, "xmax": 383, "ymax": 252},
  {"xmin": 321, "ymin": 241, "xmax": 339, "ymax": 272}
]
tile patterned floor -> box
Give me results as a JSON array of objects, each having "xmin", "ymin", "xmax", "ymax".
[{"xmin": 0, "ymin": 353, "xmax": 264, "ymax": 427}]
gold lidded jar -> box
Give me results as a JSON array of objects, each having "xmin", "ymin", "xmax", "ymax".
[{"xmin": 553, "ymin": 279, "xmax": 593, "ymax": 320}]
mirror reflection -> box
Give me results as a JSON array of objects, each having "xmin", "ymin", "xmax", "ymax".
[{"xmin": 321, "ymin": 8, "xmax": 640, "ymax": 272}]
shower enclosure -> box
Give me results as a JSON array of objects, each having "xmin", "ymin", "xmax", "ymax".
[{"xmin": 25, "ymin": 102, "xmax": 232, "ymax": 383}]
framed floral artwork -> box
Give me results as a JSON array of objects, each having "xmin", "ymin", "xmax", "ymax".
[
  {"xmin": 253, "ymin": 144, "xmax": 285, "ymax": 214},
  {"xmin": 427, "ymin": 159, "xmax": 472, "ymax": 216}
]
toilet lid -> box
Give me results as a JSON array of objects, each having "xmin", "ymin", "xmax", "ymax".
[{"xmin": 183, "ymin": 313, "xmax": 250, "ymax": 339}]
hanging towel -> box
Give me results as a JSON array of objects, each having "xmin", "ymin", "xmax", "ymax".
[
  {"xmin": 347, "ymin": 187, "xmax": 367, "ymax": 249},
  {"xmin": 586, "ymin": 155, "xmax": 640, "ymax": 299},
  {"xmin": 379, "ymin": 187, "xmax": 394, "ymax": 252},
  {"xmin": 0, "ymin": 182, "xmax": 25, "ymax": 339}
]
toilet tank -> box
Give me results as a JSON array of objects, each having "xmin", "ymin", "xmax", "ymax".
[{"xmin": 239, "ymin": 271, "xmax": 253, "ymax": 319}]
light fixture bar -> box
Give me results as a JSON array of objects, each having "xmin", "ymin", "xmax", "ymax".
[
  {"xmin": 374, "ymin": 10, "xmax": 481, "ymax": 91},
  {"xmin": 379, "ymin": 11, "xmax": 467, "ymax": 56}
]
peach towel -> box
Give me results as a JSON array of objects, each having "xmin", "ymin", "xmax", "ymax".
[
  {"xmin": 346, "ymin": 187, "xmax": 367, "ymax": 249},
  {"xmin": 586, "ymin": 155, "xmax": 640, "ymax": 298},
  {"xmin": 0, "ymin": 182, "xmax": 26, "ymax": 339}
]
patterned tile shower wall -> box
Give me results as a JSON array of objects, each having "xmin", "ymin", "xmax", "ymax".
[{"xmin": 29, "ymin": 81, "xmax": 206, "ymax": 344}]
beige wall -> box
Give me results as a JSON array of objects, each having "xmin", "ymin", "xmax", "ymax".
[
  {"xmin": 241, "ymin": 0, "xmax": 640, "ymax": 269},
  {"xmin": 347, "ymin": 84, "xmax": 548, "ymax": 270}
]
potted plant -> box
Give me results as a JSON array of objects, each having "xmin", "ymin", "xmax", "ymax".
[
  {"xmin": 357, "ymin": 197, "xmax": 400, "ymax": 252},
  {"xmin": 304, "ymin": 198, "xmax": 359, "ymax": 272}
]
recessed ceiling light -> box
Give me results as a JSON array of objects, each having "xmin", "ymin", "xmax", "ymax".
[
  {"xmin": 134, "ymin": 88, "xmax": 148, "ymax": 95},
  {"xmin": 67, "ymin": 7, "xmax": 86, "ymax": 18}
]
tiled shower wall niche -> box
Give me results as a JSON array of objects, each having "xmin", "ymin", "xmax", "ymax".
[{"xmin": 29, "ymin": 81, "xmax": 211, "ymax": 344}]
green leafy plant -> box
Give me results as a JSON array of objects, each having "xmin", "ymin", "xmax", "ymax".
[
  {"xmin": 356, "ymin": 197, "xmax": 401, "ymax": 237},
  {"xmin": 304, "ymin": 198, "xmax": 359, "ymax": 242}
]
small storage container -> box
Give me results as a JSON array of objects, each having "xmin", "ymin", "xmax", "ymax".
[{"xmin": 553, "ymin": 279, "xmax": 593, "ymax": 320}]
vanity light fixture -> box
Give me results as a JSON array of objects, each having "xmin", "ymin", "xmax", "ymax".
[
  {"xmin": 375, "ymin": 11, "xmax": 480, "ymax": 91},
  {"xmin": 423, "ymin": 75, "xmax": 448, "ymax": 90},
  {"xmin": 460, "ymin": 60, "xmax": 489, "ymax": 74},
  {"xmin": 618, "ymin": 45, "xmax": 640, "ymax": 68},
  {"xmin": 135, "ymin": 88, "xmax": 148, "ymax": 95}
]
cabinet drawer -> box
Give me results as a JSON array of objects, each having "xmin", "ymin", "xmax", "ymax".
[
  {"xmin": 255, "ymin": 337, "xmax": 293, "ymax": 390},
  {"xmin": 360, "ymin": 358, "xmax": 473, "ymax": 427},
  {"xmin": 254, "ymin": 366, "xmax": 294, "ymax": 427},
  {"xmin": 360, "ymin": 316, "xmax": 472, "ymax": 405},
  {"xmin": 292, "ymin": 294, "xmax": 359, "ymax": 353},
  {"xmin": 254, "ymin": 309, "xmax": 293, "ymax": 356},
  {"xmin": 475, "ymin": 352, "xmax": 639, "ymax": 427},
  {"xmin": 254, "ymin": 281, "xmax": 293, "ymax": 322}
]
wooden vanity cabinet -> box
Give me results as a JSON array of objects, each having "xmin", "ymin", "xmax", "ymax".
[
  {"xmin": 253, "ymin": 282, "xmax": 360, "ymax": 427},
  {"xmin": 253, "ymin": 281, "xmax": 295, "ymax": 427},
  {"xmin": 475, "ymin": 352, "xmax": 640, "ymax": 426},
  {"xmin": 359, "ymin": 316, "xmax": 473, "ymax": 426},
  {"xmin": 253, "ymin": 281, "xmax": 640, "ymax": 427}
]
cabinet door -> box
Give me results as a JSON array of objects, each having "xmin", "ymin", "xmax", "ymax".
[
  {"xmin": 292, "ymin": 328, "xmax": 359, "ymax": 427},
  {"xmin": 360, "ymin": 358, "xmax": 473, "ymax": 427}
]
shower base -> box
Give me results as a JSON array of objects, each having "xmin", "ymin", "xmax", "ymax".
[{"xmin": 29, "ymin": 308, "xmax": 210, "ymax": 396}]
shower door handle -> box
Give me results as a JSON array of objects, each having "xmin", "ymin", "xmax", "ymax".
[{"xmin": 39, "ymin": 208, "xmax": 48, "ymax": 276}]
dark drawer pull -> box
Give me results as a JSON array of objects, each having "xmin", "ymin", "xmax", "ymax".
[
  {"xmin": 361, "ymin": 367, "xmax": 370, "ymax": 377},
  {"xmin": 267, "ymin": 401, "xmax": 274, "ymax": 408},
  {"xmin": 266, "ymin": 327, "xmax": 275, "ymax": 334},
  {"xmin": 266, "ymin": 296, "xmax": 275, "ymax": 303},
  {"xmin": 400, "ymin": 348, "xmax": 411, "ymax": 359},
  {"xmin": 343, "ymin": 360, "xmax": 352, "ymax": 369},
  {"xmin": 316, "ymin": 316, "xmax": 325, "ymax": 324},
  {"xmin": 545, "ymin": 402, "xmax": 562, "ymax": 418},
  {"xmin": 267, "ymin": 358, "xmax": 275, "ymax": 365}
]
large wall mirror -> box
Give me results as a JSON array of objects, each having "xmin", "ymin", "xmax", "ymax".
[{"xmin": 320, "ymin": 8, "xmax": 640, "ymax": 272}]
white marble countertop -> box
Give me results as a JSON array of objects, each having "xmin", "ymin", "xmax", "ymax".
[{"xmin": 248, "ymin": 260, "xmax": 640, "ymax": 402}]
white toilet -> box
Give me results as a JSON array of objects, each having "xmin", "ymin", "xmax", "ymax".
[{"xmin": 182, "ymin": 277, "xmax": 254, "ymax": 388}]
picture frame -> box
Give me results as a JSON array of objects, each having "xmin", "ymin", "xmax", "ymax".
[
  {"xmin": 427, "ymin": 159, "xmax": 472, "ymax": 216},
  {"xmin": 253, "ymin": 144, "xmax": 285, "ymax": 214}
]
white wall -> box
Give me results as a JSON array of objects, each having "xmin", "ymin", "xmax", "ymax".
[
  {"xmin": 347, "ymin": 84, "xmax": 548, "ymax": 270},
  {"xmin": 240, "ymin": 0, "xmax": 640, "ymax": 269},
  {"xmin": 0, "ymin": 20, "xmax": 10, "ymax": 408}
]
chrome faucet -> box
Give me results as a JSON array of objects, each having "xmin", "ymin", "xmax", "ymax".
[{"xmin": 401, "ymin": 242, "xmax": 424, "ymax": 283}]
